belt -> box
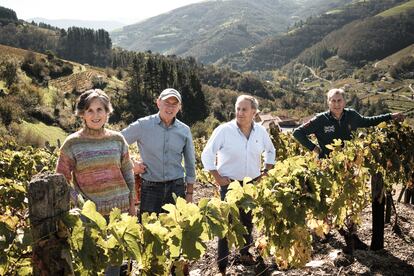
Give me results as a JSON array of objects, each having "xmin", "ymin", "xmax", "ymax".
[
  {"xmin": 142, "ymin": 178, "xmax": 184, "ymax": 185},
  {"xmin": 230, "ymin": 175, "xmax": 260, "ymax": 184}
]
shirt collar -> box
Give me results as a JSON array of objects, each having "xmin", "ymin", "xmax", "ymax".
[
  {"xmin": 231, "ymin": 119, "xmax": 256, "ymax": 131},
  {"xmin": 328, "ymin": 109, "xmax": 346, "ymax": 121},
  {"xmin": 155, "ymin": 113, "xmax": 177, "ymax": 128}
]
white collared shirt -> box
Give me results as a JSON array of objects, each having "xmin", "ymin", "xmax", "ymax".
[{"xmin": 201, "ymin": 120, "xmax": 276, "ymax": 180}]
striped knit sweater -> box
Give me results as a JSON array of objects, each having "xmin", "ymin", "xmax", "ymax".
[{"xmin": 56, "ymin": 129, "xmax": 135, "ymax": 215}]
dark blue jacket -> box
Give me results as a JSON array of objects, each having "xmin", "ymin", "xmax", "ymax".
[{"xmin": 293, "ymin": 108, "xmax": 392, "ymax": 158}]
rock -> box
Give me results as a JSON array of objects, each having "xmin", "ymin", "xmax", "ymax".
[
  {"xmin": 189, "ymin": 268, "xmax": 202, "ymax": 276},
  {"xmin": 333, "ymin": 252, "xmax": 353, "ymax": 267}
]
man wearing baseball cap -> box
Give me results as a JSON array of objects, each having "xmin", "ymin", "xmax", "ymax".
[{"xmin": 121, "ymin": 88, "xmax": 196, "ymax": 217}]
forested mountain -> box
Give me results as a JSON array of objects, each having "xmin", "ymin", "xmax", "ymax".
[
  {"xmin": 29, "ymin": 17, "xmax": 125, "ymax": 32},
  {"xmin": 294, "ymin": 8, "xmax": 414, "ymax": 68},
  {"xmin": 0, "ymin": 10, "xmax": 112, "ymax": 67},
  {"xmin": 110, "ymin": 0, "xmax": 353, "ymax": 64},
  {"xmin": 218, "ymin": 0, "xmax": 412, "ymax": 71},
  {"xmin": 1, "ymin": 0, "xmax": 414, "ymax": 146},
  {"xmin": 0, "ymin": 6, "xmax": 17, "ymax": 23}
]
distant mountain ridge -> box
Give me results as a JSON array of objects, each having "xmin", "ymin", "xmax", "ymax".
[
  {"xmin": 29, "ymin": 17, "xmax": 125, "ymax": 31},
  {"xmin": 110, "ymin": 0, "xmax": 353, "ymax": 64},
  {"xmin": 218, "ymin": 0, "xmax": 414, "ymax": 71}
]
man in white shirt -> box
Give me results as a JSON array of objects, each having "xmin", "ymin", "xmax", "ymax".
[{"xmin": 201, "ymin": 95, "xmax": 275, "ymax": 275}]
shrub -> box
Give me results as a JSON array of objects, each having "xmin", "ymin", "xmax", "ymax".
[
  {"xmin": 389, "ymin": 56, "xmax": 414, "ymax": 79},
  {"xmin": 0, "ymin": 96, "xmax": 23, "ymax": 126},
  {"xmin": 28, "ymin": 108, "xmax": 56, "ymax": 125},
  {"xmin": 1, "ymin": 61, "xmax": 18, "ymax": 88},
  {"xmin": 191, "ymin": 115, "xmax": 221, "ymax": 138},
  {"xmin": 49, "ymin": 61, "xmax": 73, "ymax": 79},
  {"xmin": 0, "ymin": 122, "xmax": 14, "ymax": 141},
  {"xmin": 16, "ymin": 85, "xmax": 43, "ymax": 111},
  {"xmin": 92, "ymin": 75, "xmax": 107, "ymax": 89},
  {"xmin": 21, "ymin": 56, "xmax": 48, "ymax": 85}
]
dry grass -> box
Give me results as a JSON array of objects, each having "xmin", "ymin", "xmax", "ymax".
[
  {"xmin": 21, "ymin": 120, "xmax": 67, "ymax": 147},
  {"xmin": 0, "ymin": 44, "xmax": 46, "ymax": 63},
  {"xmin": 376, "ymin": 0, "xmax": 414, "ymax": 17}
]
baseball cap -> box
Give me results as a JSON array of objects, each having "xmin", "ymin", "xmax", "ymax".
[{"xmin": 158, "ymin": 88, "xmax": 182, "ymax": 103}]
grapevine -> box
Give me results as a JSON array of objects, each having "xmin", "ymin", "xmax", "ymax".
[{"xmin": 1, "ymin": 122, "xmax": 414, "ymax": 274}]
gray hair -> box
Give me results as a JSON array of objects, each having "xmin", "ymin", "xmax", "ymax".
[
  {"xmin": 235, "ymin": 95, "xmax": 259, "ymax": 111},
  {"xmin": 76, "ymin": 89, "xmax": 113, "ymax": 116},
  {"xmin": 327, "ymin": 88, "xmax": 345, "ymax": 101}
]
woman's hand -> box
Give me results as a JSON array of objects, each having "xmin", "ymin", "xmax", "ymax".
[{"xmin": 129, "ymin": 194, "xmax": 136, "ymax": 216}]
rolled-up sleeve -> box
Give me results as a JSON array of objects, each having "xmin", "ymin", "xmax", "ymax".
[
  {"xmin": 183, "ymin": 129, "xmax": 197, "ymax": 183},
  {"xmin": 201, "ymin": 126, "xmax": 224, "ymax": 171},
  {"xmin": 263, "ymin": 130, "xmax": 276, "ymax": 165}
]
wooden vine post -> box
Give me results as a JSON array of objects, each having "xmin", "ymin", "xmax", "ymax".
[
  {"xmin": 371, "ymin": 173, "xmax": 384, "ymax": 251},
  {"xmin": 403, "ymin": 186, "xmax": 414, "ymax": 204},
  {"xmin": 28, "ymin": 173, "xmax": 74, "ymax": 276}
]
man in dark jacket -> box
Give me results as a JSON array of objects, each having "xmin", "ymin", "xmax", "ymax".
[
  {"xmin": 293, "ymin": 88, "xmax": 404, "ymax": 252},
  {"xmin": 293, "ymin": 88, "xmax": 404, "ymax": 158}
]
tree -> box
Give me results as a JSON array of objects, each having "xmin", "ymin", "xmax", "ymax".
[
  {"xmin": 0, "ymin": 6, "xmax": 18, "ymax": 22},
  {"xmin": 1, "ymin": 61, "xmax": 18, "ymax": 88}
]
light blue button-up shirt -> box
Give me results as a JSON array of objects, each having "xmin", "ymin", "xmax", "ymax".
[{"xmin": 121, "ymin": 113, "xmax": 196, "ymax": 183}]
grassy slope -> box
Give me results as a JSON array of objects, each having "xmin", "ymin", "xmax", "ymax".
[
  {"xmin": 0, "ymin": 44, "xmax": 43, "ymax": 62},
  {"xmin": 375, "ymin": 44, "xmax": 414, "ymax": 69},
  {"xmin": 21, "ymin": 120, "xmax": 67, "ymax": 146},
  {"xmin": 376, "ymin": 0, "xmax": 414, "ymax": 17},
  {"xmin": 0, "ymin": 43, "xmax": 130, "ymax": 143}
]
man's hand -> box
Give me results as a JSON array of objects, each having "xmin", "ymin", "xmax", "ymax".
[
  {"xmin": 186, "ymin": 183, "xmax": 194, "ymax": 203},
  {"xmin": 128, "ymin": 193, "xmax": 136, "ymax": 216},
  {"xmin": 185, "ymin": 193, "xmax": 193, "ymax": 203},
  {"xmin": 313, "ymin": 146, "xmax": 321, "ymax": 155},
  {"xmin": 132, "ymin": 159, "xmax": 147, "ymax": 174},
  {"xmin": 391, "ymin": 112, "xmax": 405, "ymax": 122},
  {"xmin": 209, "ymin": 170, "xmax": 231, "ymax": 186},
  {"xmin": 214, "ymin": 174, "xmax": 231, "ymax": 186}
]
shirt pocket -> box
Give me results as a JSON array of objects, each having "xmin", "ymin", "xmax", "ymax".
[
  {"xmin": 168, "ymin": 136, "xmax": 186, "ymax": 156},
  {"xmin": 248, "ymin": 138, "xmax": 265, "ymax": 156}
]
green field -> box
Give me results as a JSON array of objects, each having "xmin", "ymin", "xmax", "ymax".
[
  {"xmin": 21, "ymin": 120, "xmax": 67, "ymax": 147},
  {"xmin": 361, "ymin": 93, "xmax": 414, "ymax": 113},
  {"xmin": 375, "ymin": 44, "xmax": 414, "ymax": 69},
  {"xmin": 325, "ymin": 9, "xmax": 343, "ymax": 15},
  {"xmin": 376, "ymin": 0, "xmax": 414, "ymax": 17}
]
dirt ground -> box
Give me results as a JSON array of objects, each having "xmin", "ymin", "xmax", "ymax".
[{"xmin": 188, "ymin": 183, "xmax": 414, "ymax": 276}]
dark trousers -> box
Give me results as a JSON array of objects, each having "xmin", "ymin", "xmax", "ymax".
[
  {"xmin": 217, "ymin": 184, "xmax": 253, "ymax": 271},
  {"xmin": 140, "ymin": 178, "xmax": 186, "ymax": 216}
]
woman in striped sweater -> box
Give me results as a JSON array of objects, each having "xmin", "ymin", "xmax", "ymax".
[
  {"xmin": 56, "ymin": 89, "xmax": 135, "ymax": 216},
  {"xmin": 56, "ymin": 89, "xmax": 135, "ymax": 275}
]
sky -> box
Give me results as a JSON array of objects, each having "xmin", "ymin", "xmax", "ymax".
[{"xmin": 0, "ymin": 0, "xmax": 205, "ymax": 24}]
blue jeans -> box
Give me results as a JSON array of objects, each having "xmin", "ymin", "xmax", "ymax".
[
  {"xmin": 140, "ymin": 178, "xmax": 186, "ymax": 216},
  {"xmin": 105, "ymin": 265, "xmax": 120, "ymax": 276},
  {"xmin": 217, "ymin": 184, "xmax": 253, "ymax": 271}
]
